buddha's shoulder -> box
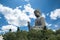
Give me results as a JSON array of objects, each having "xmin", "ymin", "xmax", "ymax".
[{"xmin": 40, "ymin": 17, "xmax": 44, "ymax": 19}]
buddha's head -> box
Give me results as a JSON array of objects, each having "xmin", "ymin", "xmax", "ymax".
[{"xmin": 34, "ymin": 10, "xmax": 41, "ymax": 18}]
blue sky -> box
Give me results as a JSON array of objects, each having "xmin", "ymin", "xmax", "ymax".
[{"xmin": 0, "ymin": 0, "xmax": 60, "ymax": 33}]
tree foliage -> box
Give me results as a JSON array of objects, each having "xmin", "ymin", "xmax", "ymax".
[{"xmin": 3, "ymin": 29, "xmax": 60, "ymax": 40}]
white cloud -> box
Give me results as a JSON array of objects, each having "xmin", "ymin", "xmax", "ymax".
[
  {"xmin": 16, "ymin": 6, "xmax": 22, "ymax": 9},
  {"xmin": 24, "ymin": 4, "xmax": 33, "ymax": 13},
  {"xmin": 0, "ymin": 4, "xmax": 35, "ymax": 27},
  {"xmin": 21, "ymin": 0, "xmax": 29, "ymax": 2},
  {"xmin": 2, "ymin": 25, "xmax": 17, "ymax": 32},
  {"xmin": 23, "ymin": 4, "xmax": 36, "ymax": 18},
  {"xmin": 53, "ymin": 30, "xmax": 56, "ymax": 32},
  {"xmin": 0, "ymin": 17, "xmax": 1, "ymax": 19},
  {"xmin": 50, "ymin": 9, "xmax": 60, "ymax": 20},
  {"xmin": 46, "ymin": 22, "xmax": 52, "ymax": 27},
  {"xmin": 47, "ymin": 13, "xmax": 49, "ymax": 16},
  {"xmin": 25, "ymin": 0, "xmax": 29, "ymax": 2},
  {"xmin": 55, "ymin": 25, "xmax": 58, "ymax": 27}
]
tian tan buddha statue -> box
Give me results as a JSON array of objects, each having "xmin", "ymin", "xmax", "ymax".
[
  {"xmin": 28, "ymin": 10, "xmax": 46, "ymax": 31},
  {"xmin": 33, "ymin": 10, "xmax": 46, "ymax": 30}
]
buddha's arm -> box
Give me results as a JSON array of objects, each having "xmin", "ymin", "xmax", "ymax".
[{"xmin": 40, "ymin": 17, "xmax": 46, "ymax": 27}]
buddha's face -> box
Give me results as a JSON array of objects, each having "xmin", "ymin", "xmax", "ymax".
[{"xmin": 35, "ymin": 12, "xmax": 40, "ymax": 18}]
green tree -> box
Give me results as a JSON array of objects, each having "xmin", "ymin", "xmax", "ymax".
[
  {"xmin": 16, "ymin": 30, "xmax": 28, "ymax": 40},
  {"xmin": 56, "ymin": 29, "xmax": 60, "ymax": 34},
  {"xmin": 56, "ymin": 34, "xmax": 60, "ymax": 40},
  {"xmin": 3, "ymin": 32, "xmax": 16, "ymax": 40},
  {"xmin": 48, "ymin": 34, "xmax": 57, "ymax": 40}
]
